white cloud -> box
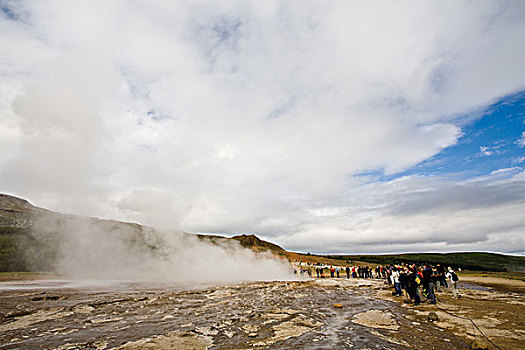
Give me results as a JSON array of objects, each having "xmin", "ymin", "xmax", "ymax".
[
  {"xmin": 276, "ymin": 172, "xmax": 525, "ymax": 254},
  {"xmin": 490, "ymin": 167, "xmax": 521, "ymax": 176},
  {"xmin": 0, "ymin": 1, "xmax": 524, "ymax": 254},
  {"xmin": 480, "ymin": 146, "xmax": 494, "ymax": 156},
  {"xmin": 517, "ymin": 131, "xmax": 525, "ymax": 147}
]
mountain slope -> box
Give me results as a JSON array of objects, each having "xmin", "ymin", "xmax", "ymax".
[
  {"xmin": 2, "ymin": 193, "xmax": 524, "ymax": 273},
  {"xmin": 0, "ymin": 194, "xmax": 285, "ymax": 272}
]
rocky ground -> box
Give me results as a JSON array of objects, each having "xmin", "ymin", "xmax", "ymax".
[{"xmin": 0, "ymin": 277, "xmax": 523, "ymax": 349}]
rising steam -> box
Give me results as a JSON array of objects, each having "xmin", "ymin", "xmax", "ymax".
[{"xmin": 27, "ymin": 212, "xmax": 296, "ymax": 283}]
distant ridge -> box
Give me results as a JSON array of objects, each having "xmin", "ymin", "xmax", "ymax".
[
  {"xmin": 0, "ymin": 193, "xmax": 286, "ymax": 272},
  {"xmin": 323, "ymin": 252, "xmax": 525, "ymax": 272},
  {"xmin": 1, "ymin": 193, "xmax": 524, "ymax": 273},
  {"xmin": 232, "ymin": 234, "xmax": 285, "ymax": 253}
]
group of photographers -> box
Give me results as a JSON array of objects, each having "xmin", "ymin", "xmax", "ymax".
[
  {"xmin": 388, "ymin": 264, "xmax": 460, "ymax": 305},
  {"xmin": 299, "ymin": 261, "xmax": 461, "ymax": 305}
]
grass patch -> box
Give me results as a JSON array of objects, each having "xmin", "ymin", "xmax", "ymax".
[{"xmin": 321, "ymin": 252, "xmax": 525, "ymax": 272}]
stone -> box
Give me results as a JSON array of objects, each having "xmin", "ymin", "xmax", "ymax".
[
  {"xmin": 352, "ymin": 310, "xmax": 399, "ymax": 330},
  {"xmin": 428, "ymin": 312, "xmax": 439, "ymax": 322},
  {"xmin": 470, "ymin": 339, "xmax": 489, "ymax": 350},
  {"xmin": 93, "ymin": 340, "xmax": 108, "ymax": 350}
]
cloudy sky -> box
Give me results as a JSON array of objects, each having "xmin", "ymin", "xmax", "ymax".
[{"xmin": 1, "ymin": 1, "xmax": 524, "ymax": 255}]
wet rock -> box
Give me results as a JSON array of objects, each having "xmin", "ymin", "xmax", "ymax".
[
  {"xmin": 271, "ymin": 308, "xmax": 298, "ymax": 315},
  {"xmin": 428, "ymin": 312, "xmax": 439, "ymax": 322},
  {"xmin": 195, "ymin": 326, "xmax": 219, "ymax": 336},
  {"xmin": 205, "ymin": 289, "xmax": 236, "ymax": 299},
  {"xmin": 313, "ymin": 279, "xmax": 339, "ymax": 287},
  {"xmin": 269, "ymin": 314, "xmax": 322, "ymax": 343},
  {"xmin": 242, "ymin": 324, "xmax": 259, "ymax": 333},
  {"xmin": 0, "ymin": 278, "xmax": 493, "ymax": 349},
  {"xmin": 31, "ymin": 295, "xmax": 61, "ymax": 301},
  {"xmin": 116, "ymin": 331, "xmax": 213, "ymax": 350},
  {"xmin": 4, "ymin": 310, "xmax": 32, "ymax": 319},
  {"xmin": 73, "ymin": 305, "xmax": 94, "ymax": 314},
  {"xmin": 89, "ymin": 316, "xmax": 123, "ymax": 324},
  {"xmin": 54, "ymin": 343, "xmax": 86, "ymax": 350},
  {"xmin": 223, "ymin": 330, "xmax": 235, "ymax": 338},
  {"xmin": 219, "ymin": 319, "xmax": 233, "ymax": 327},
  {"xmin": 49, "ymin": 327, "xmax": 67, "ymax": 332},
  {"xmin": 89, "ymin": 298, "xmax": 131, "ymax": 308},
  {"xmin": 271, "ymin": 321, "xmax": 312, "ymax": 343},
  {"xmin": 470, "ymin": 339, "xmax": 489, "ymax": 350},
  {"xmin": 93, "ymin": 340, "xmax": 108, "ymax": 349},
  {"xmin": 352, "ymin": 310, "xmax": 399, "ymax": 330},
  {"xmin": 0, "ymin": 309, "xmax": 73, "ymax": 332}
]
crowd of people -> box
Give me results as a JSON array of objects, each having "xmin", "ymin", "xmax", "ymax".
[
  {"xmin": 386, "ymin": 263, "xmax": 461, "ymax": 305},
  {"xmin": 295, "ymin": 261, "xmax": 461, "ymax": 305}
]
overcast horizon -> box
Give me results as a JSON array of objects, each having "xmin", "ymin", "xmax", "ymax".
[{"xmin": 1, "ymin": 1, "xmax": 524, "ymax": 256}]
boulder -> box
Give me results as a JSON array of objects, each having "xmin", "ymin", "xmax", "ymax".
[{"xmin": 427, "ymin": 312, "xmax": 439, "ymax": 322}]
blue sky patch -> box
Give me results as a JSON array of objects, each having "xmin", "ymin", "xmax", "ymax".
[
  {"xmin": 360, "ymin": 90, "xmax": 525, "ymax": 182},
  {"xmin": 0, "ymin": 0, "xmax": 23, "ymax": 21}
]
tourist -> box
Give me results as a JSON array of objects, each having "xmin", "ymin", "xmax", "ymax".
[
  {"xmin": 446, "ymin": 267, "xmax": 460, "ymax": 298},
  {"xmin": 391, "ymin": 268, "xmax": 402, "ymax": 296},
  {"xmin": 406, "ymin": 268, "xmax": 421, "ymax": 306}
]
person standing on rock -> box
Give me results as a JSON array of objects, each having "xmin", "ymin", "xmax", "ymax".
[
  {"xmin": 346, "ymin": 266, "xmax": 350, "ymax": 279},
  {"xmin": 406, "ymin": 268, "xmax": 421, "ymax": 306},
  {"xmin": 446, "ymin": 267, "xmax": 460, "ymax": 298},
  {"xmin": 439, "ymin": 264, "xmax": 448, "ymax": 288},
  {"xmin": 424, "ymin": 266, "xmax": 436, "ymax": 304},
  {"xmin": 431, "ymin": 266, "xmax": 441, "ymax": 293},
  {"xmin": 391, "ymin": 268, "xmax": 402, "ymax": 296}
]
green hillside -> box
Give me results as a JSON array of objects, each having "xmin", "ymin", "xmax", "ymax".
[{"xmin": 324, "ymin": 252, "xmax": 525, "ymax": 272}]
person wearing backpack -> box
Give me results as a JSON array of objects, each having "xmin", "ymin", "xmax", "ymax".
[
  {"xmin": 446, "ymin": 267, "xmax": 460, "ymax": 298},
  {"xmin": 406, "ymin": 267, "xmax": 421, "ymax": 306}
]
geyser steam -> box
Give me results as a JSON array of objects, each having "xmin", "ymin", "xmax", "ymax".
[{"xmin": 28, "ymin": 213, "xmax": 295, "ymax": 282}]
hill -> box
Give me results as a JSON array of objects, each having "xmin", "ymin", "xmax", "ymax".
[
  {"xmin": 322, "ymin": 252, "xmax": 525, "ymax": 272},
  {"xmin": 2, "ymin": 193, "xmax": 524, "ymax": 273},
  {"xmin": 0, "ymin": 194, "xmax": 287, "ymax": 272}
]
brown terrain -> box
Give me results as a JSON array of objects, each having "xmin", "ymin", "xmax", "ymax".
[
  {"xmin": 1, "ymin": 193, "xmax": 524, "ymax": 349},
  {"xmin": 1, "ymin": 274, "xmax": 523, "ymax": 349}
]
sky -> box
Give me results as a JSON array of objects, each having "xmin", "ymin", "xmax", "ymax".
[{"xmin": 0, "ymin": 0, "xmax": 524, "ymax": 255}]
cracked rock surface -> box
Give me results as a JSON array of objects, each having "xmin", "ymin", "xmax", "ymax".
[{"xmin": 0, "ymin": 278, "xmax": 474, "ymax": 349}]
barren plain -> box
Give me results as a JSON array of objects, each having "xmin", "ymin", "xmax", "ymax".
[{"xmin": 1, "ymin": 276, "xmax": 523, "ymax": 349}]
